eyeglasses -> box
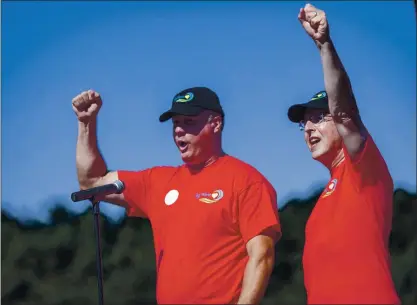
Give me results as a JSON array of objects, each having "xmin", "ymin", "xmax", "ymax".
[{"xmin": 299, "ymin": 113, "xmax": 331, "ymax": 131}]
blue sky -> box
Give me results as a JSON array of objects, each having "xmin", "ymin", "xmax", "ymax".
[{"xmin": 2, "ymin": 1, "xmax": 416, "ymax": 224}]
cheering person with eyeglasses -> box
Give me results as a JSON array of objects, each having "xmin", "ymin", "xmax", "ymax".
[{"xmin": 286, "ymin": 3, "xmax": 400, "ymax": 304}]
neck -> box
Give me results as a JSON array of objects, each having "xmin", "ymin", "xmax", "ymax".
[
  {"xmin": 186, "ymin": 148, "xmax": 225, "ymax": 173},
  {"xmin": 327, "ymin": 148, "xmax": 345, "ymax": 173}
]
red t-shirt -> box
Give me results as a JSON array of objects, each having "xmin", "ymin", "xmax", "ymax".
[
  {"xmin": 303, "ymin": 135, "xmax": 400, "ymax": 304},
  {"xmin": 118, "ymin": 154, "xmax": 282, "ymax": 304}
]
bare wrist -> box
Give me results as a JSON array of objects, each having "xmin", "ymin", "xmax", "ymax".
[
  {"xmin": 78, "ymin": 118, "xmax": 97, "ymax": 132},
  {"xmin": 317, "ymin": 38, "xmax": 333, "ymax": 53}
]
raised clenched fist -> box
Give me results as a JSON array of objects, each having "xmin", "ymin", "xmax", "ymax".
[
  {"xmin": 72, "ymin": 90, "xmax": 102, "ymax": 123},
  {"xmin": 298, "ymin": 3, "xmax": 329, "ymax": 44}
]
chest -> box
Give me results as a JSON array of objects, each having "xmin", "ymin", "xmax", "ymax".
[
  {"xmin": 305, "ymin": 171, "xmax": 360, "ymax": 250},
  {"xmin": 149, "ymin": 175, "xmax": 238, "ymax": 243}
]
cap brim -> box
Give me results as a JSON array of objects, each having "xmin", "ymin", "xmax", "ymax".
[
  {"xmin": 159, "ymin": 104, "xmax": 204, "ymax": 122},
  {"xmin": 287, "ymin": 104, "xmax": 309, "ymax": 123},
  {"xmin": 287, "ymin": 100, "xmax": 329, "ymax": 123}
]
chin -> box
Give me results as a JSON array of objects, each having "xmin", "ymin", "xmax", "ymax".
[
  {"xmin": 311, "ymin": 150, "xmax": 322, "ymax": 160},
  {"xmin": 311, "ymin": 149, "xmax": 335, "ymax": 168},
  {"xmin": 180, "ymin": 152, "xmax": 196, "ymax": 164},
  {"xmin": 310, "ymin": 146, "xmax": 328, "ymax": 160},
  {"xmin": 180, "ymin": 154, "xmax": 192, "ymax": 163}
]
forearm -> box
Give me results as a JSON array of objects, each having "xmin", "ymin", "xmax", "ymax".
[
  {"xmin": 237, "ymin": 254, "xmax": 274, "ymax": 304},
  {"xmin": 318, "ymin": 39, "xmax": 358, "ymax": 116},
  {"xmin": 76, "ymin": 119, "xmax": 108, "ymax": 189}
]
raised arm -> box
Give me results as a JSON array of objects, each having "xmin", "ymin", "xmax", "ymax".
[
  {"xmin": 299, "ymin": 3, "xmax": 368, "ymax": 159},
  {"xmin": 72, "ymin": 90, "xmax": 128, "ymax": 206}
]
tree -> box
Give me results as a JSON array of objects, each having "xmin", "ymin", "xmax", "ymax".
[{"xmin": 2, "ymin": 188, "xmax": 416, "ymax": 305}]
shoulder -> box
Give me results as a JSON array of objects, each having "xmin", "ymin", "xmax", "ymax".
[
  {"xmin": 149, "ymin": 165, "xmax": 181, "ymax": 174},
  {"xmin": 118, "ymin": 164, "xmax": 181, "ymax": 181},
  {"xmin": 344, "ymin": 133, "xmax": 387, "ymax": 170},
  {"xmin": 223, "ymin": 155, "xmax": 266, "ymax": 177},
  {"xmin": 223, "ymin": 155, "xmax": 275, "ymax": 191},
  {"xmin": 342, "ymin": 133, "xmax": 393, "ymax": 187}
]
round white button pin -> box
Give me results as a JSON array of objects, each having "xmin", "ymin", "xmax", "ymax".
[{"xmin": 164, "ymin": 190, "xmax": 179, "ymax": 206}]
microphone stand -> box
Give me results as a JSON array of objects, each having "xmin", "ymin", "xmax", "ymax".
[
  {"xmin": 90, "ymin": 197, "xmax": 104, "ymax": 305},
  {"xmin": 70, "ymin": 180, "xmax": 124, "ymax": 305}
]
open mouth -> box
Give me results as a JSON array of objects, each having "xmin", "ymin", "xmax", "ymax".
[
  {"xmin": 177, "ymin": 140, "xmax": 188, "ymax": 151},
  {"xmin": 309, "ymin": 137, "xmax": 321, "ymax": 148}
]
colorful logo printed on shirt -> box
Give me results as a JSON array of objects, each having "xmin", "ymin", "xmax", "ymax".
[
  {"xmin": 195, "ymin": 189, "xmax": 224, "ymax": 204},
  {"xmin": 321, "ymin": 178, "xmax": 338, "ymax": 198}
]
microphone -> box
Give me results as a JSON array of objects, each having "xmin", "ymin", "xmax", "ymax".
[{"xmin": 71, "ymin": 180, "xmax": 125, "ymax": 202}]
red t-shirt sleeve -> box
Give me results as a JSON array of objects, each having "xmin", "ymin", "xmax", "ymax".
[
  {"xmin": 117, "ymin": 169, "xmax": 153, "ymax": 218},
  {"xmin": 237, "ymin": 181, "xmax": 282, "ymax": 245},
  {"xmin": 342, "ymin": 134, "xmax": 393, "ymax": 189}
]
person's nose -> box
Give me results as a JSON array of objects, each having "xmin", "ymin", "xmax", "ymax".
[
  {"xmin": 304, "ymin": 120, "xmax": 316, "ymax": 133},
  {"xmin": 174, "ymin": 124, "xmax": 186, "ymax": 136}
]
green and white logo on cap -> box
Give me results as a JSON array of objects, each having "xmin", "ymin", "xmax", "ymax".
[
  {"xmin": 174, "ymin": 92, "xmax": 194, "ymax": 103},
  {"xmin": 311, "ymin": 91, "xmax": 327, "ymax": 101}
]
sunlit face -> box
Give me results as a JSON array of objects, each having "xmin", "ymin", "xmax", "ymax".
[
  {"xmin": 172, "ymin": 111, "xmax": 222, "ymax": 165},
  {"xmin": 301, "ymin": 108, "xmax": 342, "ymax": 164}
]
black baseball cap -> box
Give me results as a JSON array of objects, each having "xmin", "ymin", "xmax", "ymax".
[
  {"xmin": 159, "ymin": 86, "xmax": 225, "ymax": 122},
  {"xmin": 287, "ymin": 90, "xmax": 330, "ymax": 123}
]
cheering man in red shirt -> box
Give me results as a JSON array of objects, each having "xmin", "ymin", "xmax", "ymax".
[
  {"xmin": 286, "ymin": 3, "xmax": 400, "ymax": 304},
  {"xmin": 72, "ymin": 86, "xmax": 281, "ymax": 304}
]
